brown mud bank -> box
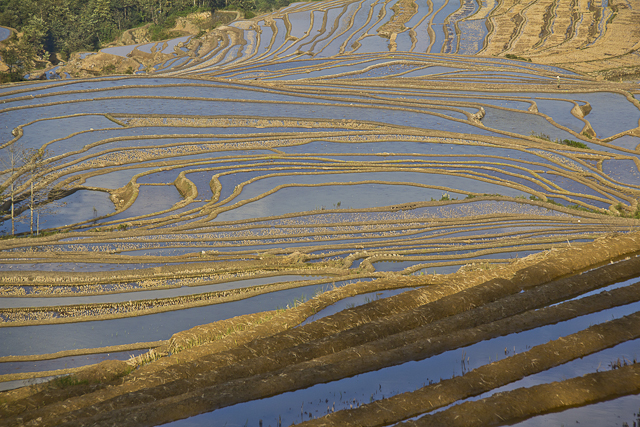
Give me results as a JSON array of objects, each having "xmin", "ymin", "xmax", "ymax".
[{"xmin": 1, "ymin": 232, "xmax": 640, "ymax": 426}]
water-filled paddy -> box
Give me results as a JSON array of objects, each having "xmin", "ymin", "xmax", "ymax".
[
  {"xmin": 299, "ymin": 287, "xmax": 415, "ymax": 325},
  {"xmin": 213, "ymin": 183, "xmax": 469, "ymax": 221},
  {"xmin": 0, "ymin": 282, "xmax": 341, "ymax": 357},
  {"xmin": 215, "ymin": 171, "xmax": 527, "ymax": 214},
  {"xmin": 0, "ymin": 349, "xmax": 146, "ymax": 376},
  {"xmin": 101, "ymin": 45, "xmax": 137, "ymax": 57},
  {"xmin": 0, "ymin": 275, "xmax": 321, "ymax": 308},
  {"xmin": 0, "ymin": 260, "xmax": 213, "ymax": 273},
  {"xmin": 7, "ymin": 189, "xmax": 114, "ymax": 235},
  {"xmin": 415, "ymin": 338, "xmax": 640, "ymax": 421},
  {"xmin": 0, "ymin": 26, "xmax": 11, "ymax": 42},
  {"xmin": 511, "ymin": 393, "xmax": 640, "ymax": 426},
  {"xmin": 2, "ymin": 15, "xmax": 639, "ymax": 425},
  {"xmin": 165, "ymin": 300, "xmax": 640, "ymax": 426}
]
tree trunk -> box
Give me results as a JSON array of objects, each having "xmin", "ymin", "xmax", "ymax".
[
  {"xmin": 10, "ymin": 147, "xmax": 17, "ymax": 235},
  {"xmin": 30, "ymin": 179, "xmax": 34, "ymax": 235},
  {"xmin": 10, "ymin": 181, "xmax": 14, "ymax": 235}
]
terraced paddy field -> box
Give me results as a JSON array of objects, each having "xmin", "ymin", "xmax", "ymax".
[{"xmin": 2, "ymin": 0, "xmax": 640, "ymax": 425}]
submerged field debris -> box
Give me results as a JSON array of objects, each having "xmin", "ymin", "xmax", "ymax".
[{"xmin": 1, "ymin": 0, "xmax": 640, "ymax": 424}]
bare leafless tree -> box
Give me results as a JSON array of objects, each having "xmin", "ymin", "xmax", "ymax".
[{"xmin": 0, "ymin": 136, "xmax": 27, "ymax": 236}]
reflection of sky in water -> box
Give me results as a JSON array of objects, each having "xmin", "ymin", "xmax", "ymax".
[
  {"xmin": 12, "ymin": 115, "xmax": 117, "ymax": 152},
  {"xmin": 372, "ymin": 250, "xmax": 540, "ymax": 272},
  {"xmin": 6, "ymin": 190, "xmax": 114, "ymax": 235},
  {"xmin": 607, "ymin": 134, "xmax": 640, "ymax": 151},
  {"xmin": 137, "ymin": 42, "xmax": 157, "ymax": 54},
  {"xmin": 286, "ymin": 10, "xmax": 312, "ymax": 39},
  {"xmin": 2, "ymin": 13, "xmax": 638, "ymax": 423},
  {"xmin": 213, "ymin": 172, "xmax": 529, "ymax": 221},
  {"xmin": 220, "ymin": 171, "xmax": 527, "ymax": 206},
  {"xmin": 322, "ymin": 11, "xmax": 376, "ymax": 56},
  {"xmin": 214, "ymin": 182, "xmax": 463, "ymax": 220},
  {"xmin": 512, "ymin": 393, "xmax": 639, "ymax": 427},
  {"xmin": 430, "ymin": 0, "xmax": 462, "ymax": 52},
  {"xmin": 1, "ymin": 275, "xmax": 320, "ymax": 308},
  {"xmin": 165, "ymin": 299, "xmax": 640, "ymax": 427},
  {"xmin": 83, "ymin": 167, "xmax": 156, "ymax": 189},
  {"xmin": 581, "ymin": 92, "xmax": 640, "ymax": 139},
  {"xmin": 6, "ymin": 84, "xmax": 621, "ymax": 153},
  {"xmin": 533, "ymin": 99, "xmax": 585, "ymax": 133},
  {"xmin": 280, "ymin": 140, "xmax": 566, "ymax": 169},
  {"xmin": 162, "ymin": 35, "xmax": 191, "ymax": 54},
  {"xmin": 100, "ymin": 45, "xmax": 136, "ymax": 57},
  {"xmin": 439, "ymin": 333, "xmax": 640, "ymax": 424},
  {"xmin": 243, "ymin": 201, "xmax": 572, "ymax": 228},
  {"xmin": 0, "ymin": 27, "xmax": 12, "ymax": 42},
  {"xmin": 0, "ymin": 261, "xmax": 211, "ymax": 273},
  {"xmin": 353, "ymin": 36, "xmax": 391, "ymax": 54},
  {"xmin": 482, "ymin": 106, "xmax": 577, "ymax": 141},
  {"xmin": 308, "ymin": 5, "xmax": 360, "ymax": 57},
  {"xmin": 6, "ymin": 85, "xmax": 347, "ymax": 106},
  {"xmin": 0, "ymin": 350, "xmax": 145, "ymax": 377},
  {"xmin": 545, "ymin": 173, "xmax": 621, "ymax": 206},
  {"xmin": 367, "ymin": 0, "xmax": 401, "ymax": 36},
  {"xmin": 602, "ymin": 158, "xmax": 640, "ymax": 186},
  {"xmin": 300, "ymin": 287, "xmax": 414, "ymax": 326},
  {"xmin": 0, "ymin": 283, "xmax": 340, "ymax": 357},
  {"xmin": 108, "ymin": 185, "xmax": 182, "ymax": 221},
  {"xmin": 0, "ymin": 77, "xmax": 242, "ymax": 100},
  {"xmin": 457, "ymin": 20, "xmax": 487, "ymax": 55}
]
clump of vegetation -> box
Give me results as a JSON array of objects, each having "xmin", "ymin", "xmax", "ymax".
[
  {"xmin": 505, "ymin": 54, "xmax": 531, "ymax": 62},
  {"xmin": 530, "ymin": 132, "xmax": 589, "ymax": 149},
  {"xmin": 562, "ymin": 139, "xmax": 588, "ymax": 149},
  {"xmin": 567, "ymin": 204, "xmax": 595, "ymax": 213},
  {"xmin": 431, "ymin": 193, "xmax": 457, "ymax": 201},
  {"xmin": 581, "ymin": 129, "xmax": 595, "ymax": 139},
  {"xmin": 148, "ymin": 23, "xmax": 183, "ymax": 42},
  {"xmin": 611, "ymin": 202, "xmax": 640, "ymax": 218},
  {"xmin": 609, "ymin": 356, "xmax": 636, "ymax": 370},
  {"xmin": 531, "ymin": 132, "xmax": 552, "ymax": 141},
  {"xmin": 607, "ymin": 8, "xmax": 618, "ymax": 24},
  {"xmin": 53, "ymin": 375, "xmax": 90, "ymax": 388},
  {"xmin": 128, "ymin": 349, "xmax": 162, "ymax": 367},
  {"xmin": 102, "ymin": 63, "xmax": 116, "ymax": 74}
]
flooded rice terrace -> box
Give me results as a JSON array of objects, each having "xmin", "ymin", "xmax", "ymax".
[{"xmin": 1, "ymin": 0, "xmax": 640, "ymax": 424}]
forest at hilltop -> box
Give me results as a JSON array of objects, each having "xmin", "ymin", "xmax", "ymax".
[{"xmin": 0, "ymin": 0, "xmax": 293, "ymax": 79}]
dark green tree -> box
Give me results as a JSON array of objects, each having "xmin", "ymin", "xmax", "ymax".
[{"xmin": 0, "ymin": 39, "xmax": 36, "ymax": 81}]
